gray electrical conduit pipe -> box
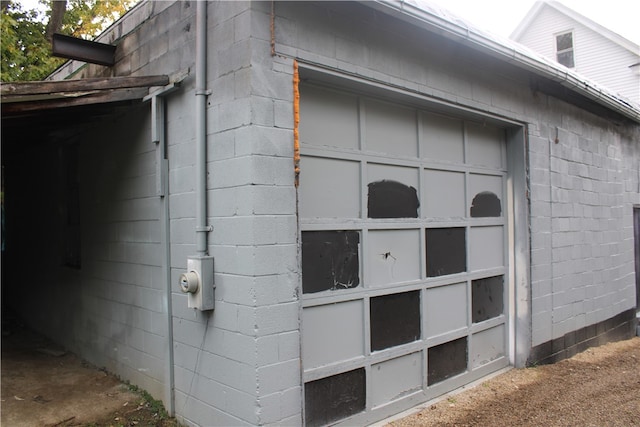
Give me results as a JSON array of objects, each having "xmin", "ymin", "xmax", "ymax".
[{"xmin": 195, "ymin": 0, "xmax": 211, "ymax": 257}]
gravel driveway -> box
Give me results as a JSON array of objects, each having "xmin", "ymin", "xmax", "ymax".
[{"xmin": 382, "ymin": 336, "xmax": 640, "ymax": 427}]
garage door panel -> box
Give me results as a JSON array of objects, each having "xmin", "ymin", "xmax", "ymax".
[
  {"xmin": 368, "ymin": 229, "xmax": 421, "ymax": 286},
  {"xmin": 299, "ymin": 157, "xmax": 360, "ymax": 218},
  {"xmin": 299, "ymin": 85, "xmax": 359, "ymax": 150},
  {"xmin": 427, "ymin": 337, "xmax": 468, "ymax": 386},
  {"xmin": 302, "ymin": 230, "xmax": 360, "ymax": 294},
  {"xmin": 472, "ymin": 325, "xmax": 505, "ymax": 369},
  {"xmin": 423, "ymin": 169, "xmax": 465, "ymax": 218},
  {"xmin": 469, "ymin": 173, "xmax": 503, "ymax": 218},
  {"xmin": 367, "ymin": 164, "xmax": 420, "ymax": 219},
  {"xmin": 426, "ymin": 283, "xmax": 467, "ymax": 337},
  {"xmin": 466, "ymin": 122, "xmax": 504, "ymax": 169},
  {"xmin": 370, "ymin": 290, "xmax": 421, "ymax": 352},
  {"xmin": 426, "ymin": 227, "xmax": 467, "ymax": 277},
  {"xmin": 299, "ymin": 84, "xmax": 509, "ymax": 426},
  {"xmin": 371, "ymin": 352, "xmax": 423, "ymax": 407},
  {"xmin": 421, "ymin": 112, "xmax": 464, "ymax": 163},
  {"xmin": 472, "ymin": 275, "xmax": 504, "ymax": 323},
  {"xmin": 469, "ymin": 226, "xmax": 504, "ymax": 271},
  {"xmin": 304, "ymin": 367, "xmax": 366, "ymax": 427},
  {"xmin": 364, "ymin": 99, "xmax": 418, "ymax": 157},
  {"xmin": 302, "ymin": 300, "xmax": 364, "ymax": 369}
]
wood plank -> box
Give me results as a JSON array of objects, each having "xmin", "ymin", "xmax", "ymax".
[
  {"xmin": 1, "ymin": 75, "xmax": 170, "ymax": 96},
  {"xmin": 1, "ymin": 87, "xmax": 149, "ymax": 114}
]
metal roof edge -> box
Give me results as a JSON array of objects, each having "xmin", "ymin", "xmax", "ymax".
[{"xmin": 364, "ymin": 0, "xmax": 640, "ymax": 124}]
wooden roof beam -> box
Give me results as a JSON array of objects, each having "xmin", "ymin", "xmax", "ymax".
[{"xmin": 1, "ymin": 75, "xmax": 170, "ymax": 97}]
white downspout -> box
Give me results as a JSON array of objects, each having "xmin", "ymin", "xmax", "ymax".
[{"xmin": 195, "ymin": 0, "xmax": 211, "ymax": 256}]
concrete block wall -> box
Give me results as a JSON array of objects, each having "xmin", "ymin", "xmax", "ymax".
[
  {"xmin": 48, "ymin": 2, "xmax": 301, "ymax": 424},
  {"xmin": 274, "ymin": 0, "xmax": 639, "ymax": 365},
  {"xmin": 33, "ymin": 0, "xmax": 198, "ymax": 408},
  {"xmin": 8, "ymin": 102, "xmax": 168, "ymax": 400},
  {"xmin": 49, "ymin": 1, "xmax": 185, "ymax": 80},
  {"xmin": 169, "ymin": 2, "xmax": 300, "ymax": 426},
  {"xmin": 77, "ymin": 107, "xmax": 167, "ymax": 397},
  {"xmin": 527, "ymin": 101, "xmax": 639, "ymax": 362},
  {"xmin": 26, "ymin": 1, "xmax": 638, "ymax": 425}
]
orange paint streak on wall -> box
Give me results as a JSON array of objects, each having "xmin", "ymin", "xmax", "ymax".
[{"xmin": 293, "ymin": 60, "xmax": 300, "ymax": 187}]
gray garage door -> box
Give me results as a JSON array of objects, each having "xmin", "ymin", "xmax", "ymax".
[{"xmin": 298, "ymin": 83, "xmax": 510, "ymax": 426}]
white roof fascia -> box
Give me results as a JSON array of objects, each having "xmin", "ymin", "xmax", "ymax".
[{"xmin": 364, "ymin": 0, "xmax": 640, "ymax": 123}]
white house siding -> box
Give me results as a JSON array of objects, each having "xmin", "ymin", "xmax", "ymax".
[{"xmin": 514, "ymin": 6, "xmax": 640, "ymax": 104}]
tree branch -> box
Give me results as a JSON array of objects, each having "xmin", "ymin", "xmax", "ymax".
[{"xmin": 45, "ymin": 0, "xmax": 67, "ymax": 42}]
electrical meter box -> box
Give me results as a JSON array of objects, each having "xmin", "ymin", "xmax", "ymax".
[{"xmin": 179, "ymin": 256, "xmax": 215, "ymax": 311}]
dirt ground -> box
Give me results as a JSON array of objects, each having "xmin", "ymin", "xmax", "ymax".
[
  {"xmin": 2, "ymin": 319, "xmax": 639, "ymax": 427},
  {"xmin": 1, "ymin": 320, "xmax": 177, "ymax": 427}
]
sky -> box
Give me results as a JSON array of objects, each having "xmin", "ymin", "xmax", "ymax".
[
  {"xmin": 16, "ymin": 0, "xmax": 640, "ymax": 45},
  {"xmin": 425, "ymin": 0, "xmax": 639, "ymax": 44}
]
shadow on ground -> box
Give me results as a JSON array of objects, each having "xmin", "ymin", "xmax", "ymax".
[{"xmin": 1, "ymin": 315, "xmax": 177, "ymax": 426}]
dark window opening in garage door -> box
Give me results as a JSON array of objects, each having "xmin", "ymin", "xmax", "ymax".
[
  {"xmin": 367, "ymin": 179, "xmax": 420, "ymax": 218},
  {"xmin": 428, "ymin": 337, "xmax": 468, "ymax": 385},
  {"xmin": 304, "ymin": 368, "xmax": 366, "ymax": 427},
  {"xmin": 370, "ymin": 290, "xmax": 421, "ymax": 351},
  {"xmin": 472, "ymin": 275, "xmax": 504, "ymax": 323},
  {"xmin": 302, "ymin": 230, "xmax": 360, "ymax": 294},
  {"xmin": 426, "ymin": 227, "xmax": 466, "ymax": 277}
]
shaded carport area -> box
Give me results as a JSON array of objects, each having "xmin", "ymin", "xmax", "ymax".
[
  {"xmin": 1, "ymin": 75, "xmax": 168, "ymax": 425},
  {"xmin": 1, "ymin": 75, "xmax": 169, "ymax": 323}
]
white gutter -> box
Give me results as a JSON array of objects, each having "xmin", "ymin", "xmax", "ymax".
[
  {"xmin": 366, "ymin": 0, "xmax": 640, "ymax": 123},
  {"xmin": 195, "ymin": 1, "xmax": 211, "ymax": 255}
]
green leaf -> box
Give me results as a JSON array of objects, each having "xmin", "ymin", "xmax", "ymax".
[{"xmin": 1, "ymin": 0, "xmax": 136, "ymax": 82}]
